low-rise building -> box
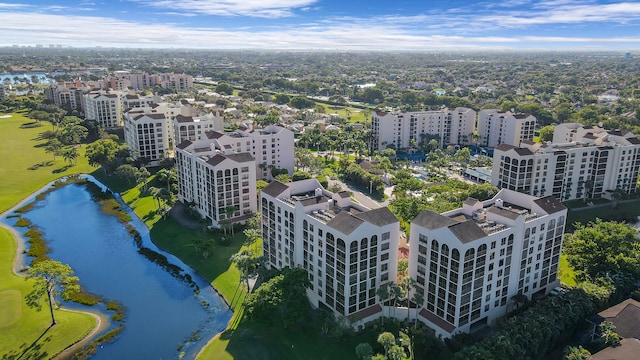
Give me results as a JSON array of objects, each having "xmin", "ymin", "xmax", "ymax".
[
  {"xmin": 409, "ymin": 189, "xmax": 567, "ymax": 338},
  {"xmin": 260, "ymin": 179, "xmax": 400, "ymax": 323}
]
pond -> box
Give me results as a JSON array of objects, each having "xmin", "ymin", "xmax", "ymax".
[{"xmin": 1, "ymin": 180, "xmax": 232, "ymax": 359}]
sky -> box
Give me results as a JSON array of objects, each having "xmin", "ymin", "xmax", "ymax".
[{"xmin": 0, "ymin": 0, "xmax": 639, "ymax": 50}]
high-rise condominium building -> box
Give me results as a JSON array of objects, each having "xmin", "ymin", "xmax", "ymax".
[
  {"xmin": 409, "ymin": 189, "xmax": 566, "ymax": 338},
  {"xmin": 477, "ymin": 109, "xmax": 536, "ymax": 148},
  {"xmin": 260, "ymin": 179, "xmax": 400, "ymax": 324},
  {"xmin": 371, "ymin": 107, "xmax": 476, "ymax": 152},
  {"xmin": 492, "ymin": 123, "xmax": 640, "ymax": 201}
]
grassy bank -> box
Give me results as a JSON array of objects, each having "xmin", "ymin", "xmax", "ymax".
[
  {"xmin": 0, "ymin": 113, "xmax": 100, "ymax": 358},
  {"xmin": 0, "ymin": 227, "xmax": 96, "ymax": 359},
  {"xmin": 0, "ymin": 112, "xmax": 97, "ymax": 214}
]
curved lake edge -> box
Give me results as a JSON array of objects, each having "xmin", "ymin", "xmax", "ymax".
[
  {"xmin": 0, "ymin": 182, "xmax": 114, "ymax": 359},
  {"xmin": 1, "ymin": 174, "xmax": 234, "ymax": 358}
]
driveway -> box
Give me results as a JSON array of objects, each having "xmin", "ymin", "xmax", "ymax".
[{"xmin": 328, "ymin": 178, "xmax": 392, "ymax": 209}]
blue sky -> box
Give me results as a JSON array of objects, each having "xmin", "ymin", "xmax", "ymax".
[{"xmin": 1, "ymin": 0, "xmax": 639, "ymax": 49}]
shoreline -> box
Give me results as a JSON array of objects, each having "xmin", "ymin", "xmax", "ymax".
[
  {"xmin": 2, "ymin": 174, "xmax": 234, "ymax": 358},
  {"xmin": 0, "ymin": 177, "xmax": 113, "ymax": 359}
]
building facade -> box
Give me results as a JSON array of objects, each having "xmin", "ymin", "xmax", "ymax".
[
  {"xmin": 409, "ymin": 189, "xmax": 567, "ymax": 338},
  {"xmin": 175, "ymin": 137, "xmax": 257, "ymax": 228},
  {"xmin": 123, "ymin": 111, "xmax": 170, "ymax": 166},
  {"xmin": 477, "ymin": 110, "xmax": 536, "ymax": 148},
  {"xmin": 173, "ymin": 111, "xmax": 224, "ymax": 145},
  {"xmin": 371, "ymin": 107, "xmax": 476, "ymax": 152},
  {"xmin": 46, "ymin": 81, "xmax": 87, "ymax": 111},
  {"xmin": 210, "ymin": 125, "xmax": 295, "ymax": 180},
  {"xmin": 492, "ymin": 123, "xmax": 640, "ymax": 201},
  {"xmin": 83, "ymin": 91, "xmax": 122, "ymax": 128},
  {"xmin": 260, "ymin": 179, "xmax": 400, "ymax": 322}
]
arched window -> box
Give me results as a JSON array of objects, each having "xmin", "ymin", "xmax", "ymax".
[
  {"xmin": 441, "ymin": 244, "xmax": 449, "ymax": 256},
  {"xmin": 432, "ymin": 239, "xmax": 439, "ymax": 250},
  {"xmin": 361, "ymin": 238, "xmax": 368, "ymax": 250},
  {"xmin": 303, "ymin": 220, "xmax": 308, "ymax": 230},
  {"xmin": 451, "ymin": 249, "xmax": 460, "ymax": 261},
  {"xmin": 548, "ymin": 219, "xmax": 556, "ymax": 229}
]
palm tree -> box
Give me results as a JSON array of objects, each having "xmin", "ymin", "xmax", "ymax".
[
  {"xmin": 230, "ymin": 250, "xmax": 260, "ymax": 293},
  {"xmin": 412, "ymin": 292, "xmax": 424, "ymax": 329},
  {"xmin": 225, "ymin": 205, "xmax": 237, "ymax": 235},
  {"xmin": 61, "ymin": 146, "xmax": 79, "ymax": 165},
  {"xmin": 400, "ymin": 277, "xmax": 416, "ymax": 321},
  {"xmin": 45, "ymin": 139, "xmax": 62, "ymax": 160},
  {"xmin": 376, "ymin": 282, "xmax": 391, "ymax": 322}
]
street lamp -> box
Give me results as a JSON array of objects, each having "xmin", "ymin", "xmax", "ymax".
[{"xmin": 369, "ymin": 179, "xmax": 373, "ymax": 194}]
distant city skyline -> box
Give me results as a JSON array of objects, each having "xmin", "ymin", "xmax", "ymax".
[{"xmin": 1, "ymin": 0, "xmax": 639, "ymax": 50}]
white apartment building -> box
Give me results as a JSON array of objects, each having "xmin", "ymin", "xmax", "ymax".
[
  {"xmin": 122, "ymin": 94, "xmax": 161, "ymax": 110},
  {"xmin": 371, "ymin": 107, "xmax": 476, "ymax": 152},
  {"xmin": 83, "ymin": 91, "xmax": 122, "ymax": 128},
  {"xmin": 173, "ymin": 111, "xmax": 224, "ymax": 144},
  {"xmin": 210, "ymin": 125, "xmax": 295, "ymax": 180},
  {"xmin": 46, "ymin": 81, "xmax": 88, "ymax": 111},
  {"xmin": 260, "ymin": 179, "xmax": 400, "ymax": 323},
  {"xmin": 409, "ymin": 189, "xmax": 567, "ymax": 338},
  {"xmin": 152, "ymin": 73, "xmax": 193, "ymax": 91},
  {"xmin": 492, "ymin": 123, "xmax": 640, "ymax": 201},
  {"xmin": 477, "ymin": 109, "xmax": 536, "ymax": 148},
  {"xmin": 123, "ymin": 111, "xmax": 170, "ymax": 166},
  {"xmin": 175, "ymin": 137, "xmax": 257, "ymax": 228}
]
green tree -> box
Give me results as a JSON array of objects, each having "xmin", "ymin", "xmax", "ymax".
[
  {"xmin": 225, "ymin": 205, "xmax": 237, "ymax": 235},
  {"xmin": 26, "ymin": 260, "xmax": 80, "ymax": 326},
  {"xmin": 137, "ymin": 167, "xmax": 151, "ymax": 193},
  {"xmin": 245, "ymin": 267, "xmax": 311, "ymax": 328},
  {"xmin": 539, "ymin": 125, "xmax": 555, "ymax": 143},
  {"xmin": 230, "ymin": 249, "xmax": 261, "ymax": 293},
  {"xmin": 115, "ymin": 164, "xmax": 140, "ymax": 185},
  {"xmin": 45, "ymin": 138, "xmax": 63, "ymax": 160},
  {"xmin": 274, "ymin": 93, "xmax": 290, "ymax": 105},
  {"xmin": 377, "ymin": 332, "xmax": 396, "ymax": 358},
  {"xmin": 564, "ymin": 219, "xmax": 640, "ymax": 279},
  {"xmin": 60, "ymin": 146, "xmax": 79, "ymax": 165},
  {"xmin": 85, "ymin": 139, "xmax": 121, "ymax": 176},
  {"xmin": 563, "ymin": 346, "xmax": 590, "ymax": 360},
  {"xmin": 355, "ymin": 342, "xmax": 374, "ymax": 360},
  {"xmin": 215, "ymin": 82, "xmax": 234, "ymax": 95},
  {"xmin": 289, "ymin": 96, "xmax": 316, "ymax": 109}
]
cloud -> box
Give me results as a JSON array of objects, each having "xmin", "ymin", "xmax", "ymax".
[
  {"xmin": 134, "ymin": 0, "xmax": 320, "ymax": 18},
  {"xmin": 478, "ymin": 2, "xmax": 640, "ymax": 26},
  {"xmin": 0, "ymin": 11, "xmax": 638, "ymax": 50},
  {"xmin": 0, "ymin": 2, "xmax": 29, "ymax": 8}
]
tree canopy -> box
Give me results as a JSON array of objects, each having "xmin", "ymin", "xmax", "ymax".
[
  {"xmin": 564, "ymin": 219, "xmax": 640, "ymax": 280},
  {"xmin": 244, "ymin": 267, "xmax": 311, "ymax": 328}
]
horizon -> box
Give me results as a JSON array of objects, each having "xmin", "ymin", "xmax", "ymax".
[{"xmin": 1, "ymin": 0, "xmax": 640, "ymax": 50}]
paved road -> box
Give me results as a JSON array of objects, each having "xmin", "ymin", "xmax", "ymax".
[{"xmin": 328, "ymin": 178, "xmax": 392, "ymax": 209}]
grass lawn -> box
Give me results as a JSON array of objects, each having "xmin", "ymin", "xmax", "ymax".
[
  {"xmin": 318, "ymin": 104, "xmax": 370, "ymax": 124},
  {"xmin": 0, "ymin": 112, "xmax": 99, "ymax": 358},
  {"xmin": 0, "ymin": 227, "xmax": 96, "ymax": 360},
  {"xmin": 566, "ymin": 199, "xmax": 640, "ymax": 231},
  {"xmin": 558, "ymin": 254, "xmax": 578, "ymax": 287},
  {"xmin": 0, "ymin": 112, "xmax": 97, "ymax": 214}
]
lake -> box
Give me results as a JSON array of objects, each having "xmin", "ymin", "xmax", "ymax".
[
  {"xmin": 0, "ymin": 73, "xmax": 53, "ymax": 84},
  {"xmin": 2, "ymin": 180, "xmax": 232, "ymax": 359}
]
